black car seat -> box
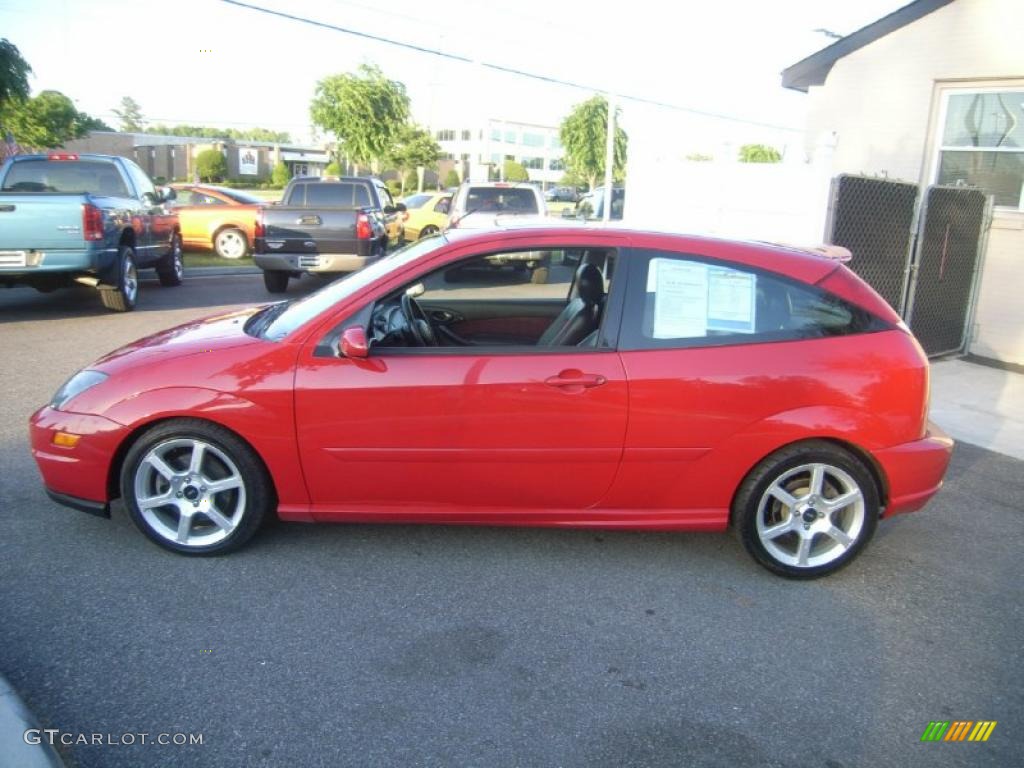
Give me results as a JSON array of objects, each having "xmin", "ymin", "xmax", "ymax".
[{"xmin": 538, "ymin": 263, "xmax": 604, "ymax": 346}]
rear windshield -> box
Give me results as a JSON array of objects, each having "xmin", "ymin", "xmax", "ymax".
[
  {"xmin": 403, "ymin": 193, "xmax": 431, "ymax": 209},
  {"xmin": 289, "ymin": 182, "xmax": 372, "ymax": 207},
  {"xmin": 1, "ymin": 159, "xmax": 129, "ymax": 196},
  {"xmin": 465, "ymin": 187, "xmax": 538, "ymax": 214}
]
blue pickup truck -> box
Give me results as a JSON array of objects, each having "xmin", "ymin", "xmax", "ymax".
[{"xmin": 0, "ymin": 152, "xmax": 183, "ymax": 311}]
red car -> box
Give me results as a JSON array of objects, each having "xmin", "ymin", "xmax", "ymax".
[{"xmin": 29, "ymin": 227, "xmax": 952, "ymax": 577}]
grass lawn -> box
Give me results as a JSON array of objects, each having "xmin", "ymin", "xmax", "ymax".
[{"xmin": 183, "ymin": 250, "xmax": 255, "ymax": 268}]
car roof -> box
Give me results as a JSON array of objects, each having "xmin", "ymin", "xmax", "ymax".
[{"xmin": 442, "ymin": 224, "xmax": 844, "ymax": 284}]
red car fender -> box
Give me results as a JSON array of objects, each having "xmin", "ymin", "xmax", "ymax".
[{"xmin": 102, "ymin": 386, "xmax": 311, "ymax": 518}]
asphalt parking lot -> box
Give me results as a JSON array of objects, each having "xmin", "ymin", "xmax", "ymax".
[{"xmin": 1, "ymin": 272, "xmax": 1022, "ymax": 768}]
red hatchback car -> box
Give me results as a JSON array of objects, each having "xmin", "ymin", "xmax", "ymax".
[{"xmin": 29, "ymin": 227, "xmax": 952, "ymax": 577}]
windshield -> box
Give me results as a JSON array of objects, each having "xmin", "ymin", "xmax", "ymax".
[
  {"xmin": 1, "ymin": 159, "xmax": 129, "ymax": 195},
  {"xmin": 261, "ymin": 234, "xmax": 448, "ymax": 340}
]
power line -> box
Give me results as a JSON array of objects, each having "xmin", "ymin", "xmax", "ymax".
[{"xmin": 218, "ymin": 0, "xmax": 803, "ymax": 133}]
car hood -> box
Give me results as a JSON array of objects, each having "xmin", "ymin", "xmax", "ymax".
[{"xmin": 91, "ymin": 305, "xmax": 266, "ymax": 374}]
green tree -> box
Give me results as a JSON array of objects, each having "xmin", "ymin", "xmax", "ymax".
[
  {"xmin": 0, "ymin": 39, "xmax": 32, "ymax": 110},
  {"xmin": 310, "ymin": 64, "xmax": 409, "ymax": 172},
  {"xmin": 271, "ymin": 161, "xmax": 290, "ymax": 187},
  {"xmin": 503, "ymin": 160, "xmax": 529, "ymax": 182},
  {"xmin": 559, "ymin": 95, "xmax": 627, "ymax": 192},
  {"xmin": 0, "ymin": 90, "xmax": 96, "ymax": 148},
  {"xmin": 195, "ymin": 148, "xmax": 227, "ymax": 182},
  {"xmin": 738, "ymin": 144, "xmax": 782, "ymax": 163},
  {"xmin": 443, "ymin": 168, "xmax": 461, "ymax": 188},
  {"xmin": 387, "ymin": 124, "xmax": 440, "ymax": 193},
  {"xmin": 112, "ymin": 96, "xmax": 145, "ymax": 132},
  {"xmin": 324, "ymin": 161, "xmax": 342, "ymax": 176},
  {"xmin": 142, "ymin": 124, "xmax": 291, "ymax": 143}
]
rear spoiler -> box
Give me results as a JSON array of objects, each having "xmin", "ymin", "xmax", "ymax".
[{"xmin": 798, "ymin": 244, "xmax": 852, "ymax": 262}]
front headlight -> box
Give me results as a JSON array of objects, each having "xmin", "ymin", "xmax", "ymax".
[{"xmin": 51, "ymin": 370, "xmax": 108, "ymax": 411}]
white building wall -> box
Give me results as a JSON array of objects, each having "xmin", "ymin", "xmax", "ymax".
[{"xmin": 801, "ymin": 0, "xmax": 1024, "ymax": 366}]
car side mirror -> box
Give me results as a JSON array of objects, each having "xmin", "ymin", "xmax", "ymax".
[
  {"xmin": 160, "ymin": 186, "xmax": 177, "ymax": 202},
  {"xmin": 339, "ymin": 326, "xmax": 369, "ymax": 358},
  {"xmin": 396, "ymin": 202, "xmax": 407, "ymax": 212},
  {"xmin": 383, "ymin": 205, "xmax": 397, "ymax": 215},
  {"xmin": 141, "ymin": 192, "xmax": 158, "ymax": 207}
]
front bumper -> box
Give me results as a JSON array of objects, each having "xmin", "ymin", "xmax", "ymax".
[
  {"xmin": 875, "ymin": 421, "xmax": 954, "ymax": 517},
  {"xmin": 254, "ymin": 252, "xmax": 372, "ymax": 274},
  {"xmin": 29, "ymin": 406, "xmax": 126, "ymax": 511}
]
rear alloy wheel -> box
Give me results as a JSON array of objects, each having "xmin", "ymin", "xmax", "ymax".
[
  {"xmin": 121, "ymin": 419, "xmax": 272, "ymax": 555},
  {"xmin": 157, "ymin": 233, "xmax": 184, "ymax": 286},
  {"xmin": 214, "ymin": 227, "xmax": 248, "ymax": 260},
  {"xmin": 263, "ymin": 270, "xmax": 289, "ymax": 293},
  {"xmin": 734, "ymin": 441, "xmax": 879, "ymax": 578},
  {"xmin": 418, "ymin": 226, "xmax": 439, "ymax": 239},
  {"xmin": 99, "ymin": 246, "xmax": 138, "ymax": 312}
]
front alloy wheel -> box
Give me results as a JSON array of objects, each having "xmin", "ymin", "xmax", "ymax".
[
  {"xmin": 735, "ymin": 441, "xmax": 879, "ymax": 578},
  {"xmin": 121, "ymin": 420, "xmax": 272, "ymax": 554}
]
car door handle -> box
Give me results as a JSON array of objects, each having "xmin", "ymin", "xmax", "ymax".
[
  {"xmin": 544, "ymin": 370, "xmax": 607, "ymax": 391},
  {"xmin": 430, "ymin": 309, "xmax": 462, "ymax": 323}
]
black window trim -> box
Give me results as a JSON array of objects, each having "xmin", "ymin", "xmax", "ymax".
[
  {"xmin": 313, "ymin": 244, "xmax": 630, "ymax": 358},
  {"xmin": 618, "ymin": 247, "xmax": 892, "ymax": 352}
]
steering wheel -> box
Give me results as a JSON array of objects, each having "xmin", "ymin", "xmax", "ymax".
[{"xmin": 400, "ymin": 292, "xmax": 438, "ymax": 347}]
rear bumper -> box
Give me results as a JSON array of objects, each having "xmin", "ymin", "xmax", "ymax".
[
  {"xmin": 29, "ymin": 406, "xmax": 125, "ymax": 509},
  {"xmin": 254, "ymin": 252, "xmax": 373, "ymax": 274},
  {"xmin": 0, "ymin": 246, "xmax": 116, "ymax": 281},
  {"xmin": 875, "ymin": 421, "xmax": 954, "ymax": 517}
]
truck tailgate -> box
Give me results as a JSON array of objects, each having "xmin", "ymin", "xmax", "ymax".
[
  {"xmin": 0, "ymin": 195, "xmax": 89, "ymax": 251},
  {"xmin": 261, "ymin": 207, "xmax": 362, "ymax": 253}
]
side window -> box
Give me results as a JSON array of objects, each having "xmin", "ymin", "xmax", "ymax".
[
  {"xmin": 377, "ymin": 185, "xmax": 394, "ymax": 209},
  {"xmin": 622, "ymin": 251, "xmax": 881, "ymax": 350},
  {"xmin": 122, "ymin": 160, "xmax": 155, "ymax": 199},
  {"xmin": 434, "ymin": 196, "xmax": 451, "ymax": 214},
  {"xmin": 287, "ymin": 184, "xmax": 306, "ymax": 205},
  {"xmin": 174, "ymin": 190, "xmax": 194, "ymax": 205},
  {"xmin": 355, "ymin": 184, "xmax": 371, "ymax": 207}
]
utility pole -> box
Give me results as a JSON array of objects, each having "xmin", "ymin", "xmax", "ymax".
[{"xmin": 602, "ymin": 93, "xmax": 616, "ymax": 222}]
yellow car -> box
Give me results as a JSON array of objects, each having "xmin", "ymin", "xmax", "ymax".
[{"xmin": 401, "ymin": 192, "xmax": 451, "ymax": 241}]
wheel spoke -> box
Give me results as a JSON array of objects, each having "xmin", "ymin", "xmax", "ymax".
[
  {"xmin": 203, "ymin": 504, "xmax": 234, "ymax": 532},
  {"xmin": 145, "ymin": 454, "xmax": 177, "ymax": 481},
  {"xmin": 768, "ymin": 484, "xmax": 799, "ymax": 509},
  {"xmin": 824, "ymin": 525, "xmax": 854, "ymax": 549},
  {"xmin": 824, "ymin": 489, "xmax": 862, "ymax": 513},
  {"xmin": 796, "ymin": 534, "xmax": 813, "ymax": 566},
  {"xmin": 188, "ymin": 442, "xmax": 206, "ymax": 475},
  {"xmin": 809, "ymin": 464, "xmax": 826, "ymax": 497},
  {"xmin": 175, "ymin": 510, "xmax": 193, "ymax": 543},
  {"xmin": 205, "ymin": 476, "xmax": 242, "ymax": 495},
  {"xmin": 761, "ymin": 519, "xmax": 793, "ymax": 540},
  {"xmin": 138, "ymin": 489, "xmax": 174, "ymax": 511}
]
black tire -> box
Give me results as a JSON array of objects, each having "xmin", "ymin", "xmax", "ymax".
[
  {"xmin": 733, "ymin": 440, "xmax": 879, "ymax": 579},
  {"xmin": 263, "ymin": 270, "xmax": 289, "ymax": 293},
  {"xmin": 120, "ymin": 418, "xmax": 273, "ymax": 555},
  {"xmin": 419, "ymin": 226, "xmax": 439, "ymax": 239},
  {"xmin": 213, "ymin": 227, "xmax": 248, "ymax": 260},
  {"xmin": 99, "ymin": 245, "xmax": 139, "ymax": 312},
  {"xmin": 157, "ymin": 233, "xmax": 184, "ymax": 287}
]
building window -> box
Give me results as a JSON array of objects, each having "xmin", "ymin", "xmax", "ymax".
[
  {"xmin": 522, "ymin": 132, "xmax": 544, "ymax": 147},
  {"xmin": 550, "ymin": 135, "xmax": 562, "ymax": 150},
  {"xmin": 440, "ymin": 152, "xmax": 454, "ymax": 161},
  {"xmin": 490, "ymin": 153, "xmax": 502, "ymax": 164},
  {"xmin": 436, "ymin": 129, "xmax": 456, "ymax": 142},
  {"xmin": 461, "ymin": 130, "xmax": 471, "ymax": 141},
  {"xmin": 490, "ymin": 129, "xmax": 501, "ymax": 142},
  {"xmin": 549, "ymin": 157, "xmax": 565, "ymax": 171},
  {"xmin": 504, "ymin": 130, "xmax": 517, "ymax": 144},
  {"xmin": 460, "ymin": 153, "xmax": 470, "ymax": 161},
  {"xmin": 522, "ymin": 156, "xmax": 544, "ymax": 170},
  {"xmin": 934, "ymin": 87, "xmax": 1024, "ymax": 209}
]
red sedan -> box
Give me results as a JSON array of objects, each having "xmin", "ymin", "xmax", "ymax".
[{"xmin": 29, "ymin": 227, "xmax": 952, "ymax": 577}]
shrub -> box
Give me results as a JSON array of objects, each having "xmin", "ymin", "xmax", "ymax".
[
  {"xmin": 324, "ymin": 161, "xmax": 342, "ymax": 176},
  {"xmin": 443, "ymin": 169, "xmax": 461, "ymax": 188},
  {"xmin": 271, "ymin": 162, "xmax": 290, "ymax": 187},
  {"xmin": 385, "ymin": 179, "xmax": 402, "ymax": 197},
  {"xmin": 503, "ymin": 160, "xmax": 529, "ymax": 182},
  {"xmin": 195, "ymin": 149, "xmax": 228, "ymax": 182},
  {"xmin": 403, "ymin": 170, "xmax": 419, "ymax": 193},
  {"xmin": 738, "ymin": 144, "xmax": 782, "ymax": 163}
]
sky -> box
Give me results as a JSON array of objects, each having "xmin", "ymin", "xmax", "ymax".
[{"xmin": 1, "ymin": 0, "xmax": 911, "ymax": 153}]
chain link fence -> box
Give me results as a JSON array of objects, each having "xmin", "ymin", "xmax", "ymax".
[
  {"xmin": 906, "ymin": 185, "xmax": 990, "ymax": 356},
  {"xmin": 824, "ymin": 174, "xmax": 919, "ymax": 314},
  {"xmin": 825, "ymin": 174, "xmax": 991, "ymax": 357}
]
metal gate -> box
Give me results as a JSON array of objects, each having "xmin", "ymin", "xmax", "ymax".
[
  {"xmin": 824, "ymin": 174, "xmax": 919, "ymax": 313},
  {"xmin": 905, "ymin": 186, "xmax": 990, "ymax": 357}
]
